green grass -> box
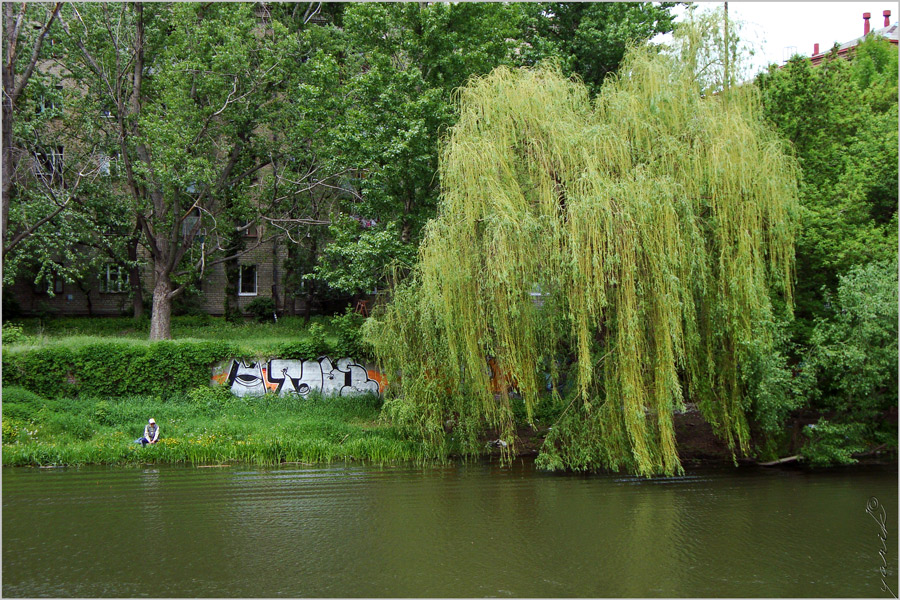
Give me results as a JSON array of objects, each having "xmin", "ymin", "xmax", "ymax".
[{"xmin": 2, "ymin": 385, "xmax": 431, "ymax": 467}]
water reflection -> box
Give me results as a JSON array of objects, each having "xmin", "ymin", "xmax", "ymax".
[{"xmin": 3, "ymin": 462, "xmax": 897, "ymax": 597}]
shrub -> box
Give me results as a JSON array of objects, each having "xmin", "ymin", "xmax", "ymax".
[
  {"xmin": 3, "ymin": 340, "xmax": 239, "ymax": 398},
  {"xmin": 2, "ymin": 416, "xmax": 23, "ymax": 443},
  {"xmin": 2, "ymin": 323, "xmax": 27, "ymax": 344},
  {"xmin": 329, "ymin": 308, "xmax": 371, "ymax": 359},
  {"xmin": 93, "ymin": 400, "xmax": 115, "ymax": 426},
  {"xmin": 807, "ymin": 259, "xmax": 898, "ymax": 419},
  {"xmin": 800, "ymin": 419, "xmax": 869, "ymax": 467},
  {"xmin": 279, "ymin": 322, "xmax": 328, "ymax": 359},
  {"xmin": 245, "ymin": 297, "xmax": 276, "ymax": 323},
  {"xmin": 187, "ymin": 385, "xmax": 234, "ymax": 408}
]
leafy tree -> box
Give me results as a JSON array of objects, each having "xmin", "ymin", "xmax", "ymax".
[
  {"xmin": 808, "ymin": 259, "xmax": 898, "ymax": 423},
  {"xmin": 57, "ymin": 3, "xmax": 301, "ymax": 339},
  {"xmin": 259, "ymin": 7, "xmax": 352, "ymax": 313},
  {"xmin": 2, "ymin": 1, "xmax": 62, "ymax": 253},
  {"xmin": 799, "ymin": 259, "xmax": 898, "ymax": 465},
  {"xmin": 2, "ymin": 2, "xmax": 143, "ymax": 317},
  {"xmin": 366, "ymin": 37, "xmax": 800, "ymax": 477},
  {"xmin": 514, "ymin": 2, "xmax": 681, "ymax": 94},
  {"xmin": 308, "ymin": 2, "xmax": 684, "ymax": 296},
  {"xmin": 308, "ymin": 2, "xmax": 522, "ymax": 296},
  {"xmin": 756, "ymin": 37, "xmax": 899, "ymax": 340}
]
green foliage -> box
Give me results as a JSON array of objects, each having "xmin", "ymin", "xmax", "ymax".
[
  {"xmin": 12, "ymin": 316, "xmax": 150, "ymax": 337},
  {"xmin": 279, "ymin": 322, "xmax": 329, "ymax": 360},
  {"xmin": 329, "ymin": 308, "xmax": 371, "ymax": 360},
  {"xmin": 756, "ymin": 38, "xmax": 899, "ymax": 338},
  {"xmin": 2, "ymin": 315, "xmax": 366, "ymax": 363},
  {"xmin": 1, "ymin": 387, "xmax": 421, "ymax": 467},
  {"xmin": 740, "ymin": 318, "xmax": 809, "ymax": 438},
  {"xmin": 2, "ymin": 340, "xmax": 239, "ymax": 398},
  {"xmin": 314, "ymin": 217, "xmax": 416, "ymax": 296},
  {"xmin": 2, "ymin": 386, "xmax": 52, "ymax": 421},
  {"xmin": 368, "ymin": 38, "xmax": 799, "ymax": 476},
  {"xmin": 308, "ymin": 3, "xmax": 523, "ymax": 294},
  {"xmin": 789, "ymin": 259, "xmax": 898, "ymax": 465},
  {"xmin": 800, "ymin": 419, "xmax": 869, "ymax": 467},
  {"xmin": 186, "ymin": 385, "xmax": 235, "ymax": 414},
  {"xmin": 514, "ymin": 2, "xmax": 681, "ymax": 94},
  {"xmin": 245, "ymin": 297, "xmax": 276, "ymax": 323},
  {"xmin": 807, "ymin": 259, "xmax": 898, "ymax": 419},
  {"xmin": 2, "ymin": 323, "xmax": 28, "ymax": 344}
]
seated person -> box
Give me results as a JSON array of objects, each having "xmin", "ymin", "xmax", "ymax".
[{"xmin": 135, "ymin": 418, "xmax": 160, "ymax": 446}]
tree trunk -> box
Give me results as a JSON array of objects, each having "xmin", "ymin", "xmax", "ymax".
[
  {"xmin": 400, "ymin": 220, "xmax": 412, "ymax": 244},
  {"xmin": 223, "ymin": 256, "xmax": 241, "ymax": 322},
  {"xmin": 127, "ymin": 234, "xmax": 144, "ymax": 319},
  {"xmin": 2, "ymin": 62, "xmax": 15, "ymax": 250},
  {"xmin": 271, "ymin": 235, "xmax": 280, "ymax": 316},
  {"xmin": 149, "ymin": 270, "xmax": 173, "ymax": 341}
]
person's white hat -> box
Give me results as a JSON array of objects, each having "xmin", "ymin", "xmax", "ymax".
[{"xmin": 149, "ymin": 418, "xmax": 156, "ymax": 424}]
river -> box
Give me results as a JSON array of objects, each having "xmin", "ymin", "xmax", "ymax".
[{"xmin": 3, "ymin": 460, "xmax": 897, "ymax": 597}]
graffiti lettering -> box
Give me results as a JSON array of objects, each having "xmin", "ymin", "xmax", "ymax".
[{"xmin": 213, "ymin": 357, "xmax": 382, "ymax": 398}]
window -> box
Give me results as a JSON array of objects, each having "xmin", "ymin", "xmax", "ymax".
[
  {"xmin": 182, "ymin": 207, "xmax": 201, "ymax": 239},
  {"xmin": 241, "ymin": 221, "xmax": 259, "ymax": 238},
  {"xmin": 34, "ymin": 146, "xmax": 64, "ymax": 183},
  {"xmin": 98, "ymin": 151, "xmax": 119, "ymax": 176},
  {"xmin": 36, "ymin": 84, "xmax": 63, "ymax": 115},
  {"xmin": 239, "ymin": 265, "xmax": 257, "ymax": 296},
  {"xmin": 100, "ymin": 264, "xmax": 128, "ymax": 293}
]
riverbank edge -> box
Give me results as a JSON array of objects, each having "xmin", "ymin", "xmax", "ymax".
[{"xmin": 4, "ymin": 424, "xmax": 895, "ymax": 474}]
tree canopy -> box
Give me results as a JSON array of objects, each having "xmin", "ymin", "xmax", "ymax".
[
  {"xmin": 756, "ymin": 37, "xmax": 899, "ymax": 339},
  {"xmin": 366, "ymin": 38, "xmax": 800, "ymax": 477}
]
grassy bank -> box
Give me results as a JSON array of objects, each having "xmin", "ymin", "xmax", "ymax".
[
  {"xmin": 2, "ymin": 386, "xmax": 432, "ymax": 467},
  {"xmin": 3, "ymin": 313, "xmax": 368, "ymax": 360}
]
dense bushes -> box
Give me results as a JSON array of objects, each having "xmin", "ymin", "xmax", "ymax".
[
  {"xmin": 3, "ymin": 340, "xmax": 240, "ymax": 398},
  {"xmin": 797, "ymin": 259, "xmax": 899, "ymax": 464},
  {"xmin": 245, "ymin": 297, "xmax": 277, "ymax": 322}
]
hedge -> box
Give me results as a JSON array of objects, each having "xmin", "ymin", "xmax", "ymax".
[{"xmin": 2, "ymin": 340, "xmax": 240, "ymax": 399}]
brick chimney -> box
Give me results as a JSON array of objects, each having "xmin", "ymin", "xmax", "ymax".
[
  {"xmin": 864, "ymin": 12, "xmax": 871, "ymax": 35},
  {"xmin": 885, "ymin": 10, "xmax": 892, "ymax": 27},
  {"xmin": 813, "ymin": 43, "xmax": 820, "ymax": 55}
]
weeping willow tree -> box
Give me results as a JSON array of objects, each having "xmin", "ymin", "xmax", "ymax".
[{"xmin": 364, "ymin": 32, "xmax": 799, "ymax": 477}]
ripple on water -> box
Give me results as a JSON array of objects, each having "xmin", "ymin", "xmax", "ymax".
[{"xmin": 3, "ymin": 463, "xmax": 897, "ymax": 597}]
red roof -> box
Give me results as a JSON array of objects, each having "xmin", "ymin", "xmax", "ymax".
[{"xmin": 809, "ymin": 21, "xmax": 898, "ymax": 66}]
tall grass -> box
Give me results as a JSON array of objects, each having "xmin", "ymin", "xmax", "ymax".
[{"xmin": 2, "ymin": 386, "xmax": 429, "ymax": 467}]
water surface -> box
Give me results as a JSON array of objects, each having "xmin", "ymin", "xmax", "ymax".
[{"xmin": 3, "ymin": 461, "xmax": 897, "ymax": 597}]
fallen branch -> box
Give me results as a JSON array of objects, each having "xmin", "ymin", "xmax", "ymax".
[{"xmin": 758, "ymin": 454, "xmax": 802, "ymax": 467}]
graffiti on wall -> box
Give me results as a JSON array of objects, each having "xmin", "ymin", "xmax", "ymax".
[{"xmin": 211, "ymin": 357, "xmax": 383, "ymax": 398}]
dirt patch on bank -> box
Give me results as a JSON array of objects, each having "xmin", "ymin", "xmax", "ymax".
[
  {"xmin": 498, "ymin": 402, "xmax": 733, "ymax": 464},
  {"xmin": 487, "ymin": 403, "xmax": 896, "ymax": 469}
]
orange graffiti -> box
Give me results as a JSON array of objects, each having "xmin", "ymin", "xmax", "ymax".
[
  {"xmin": 260, "ymin": 367, "xmax": 280, "ymax": 393},
  {"xmin": 367, "ymin": 370, "xmax": 387, "ymax": 393}
]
